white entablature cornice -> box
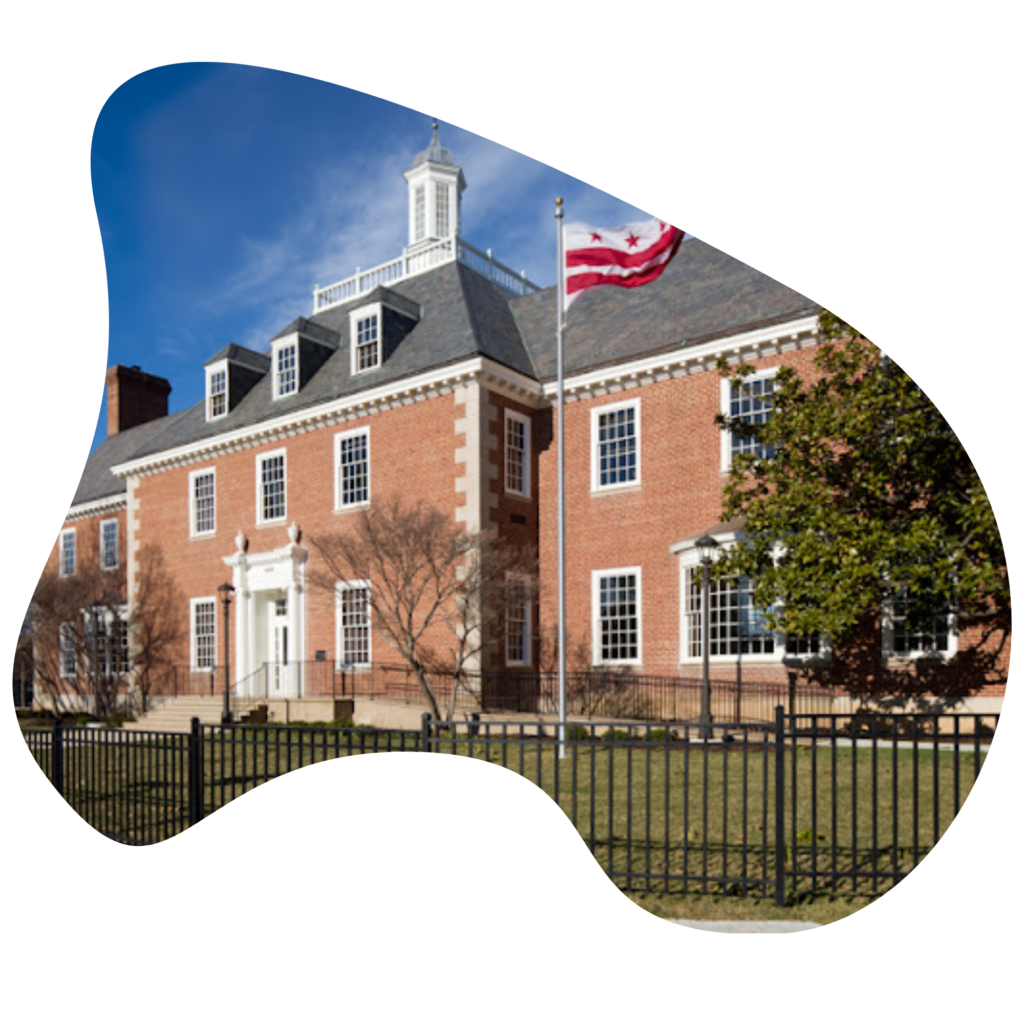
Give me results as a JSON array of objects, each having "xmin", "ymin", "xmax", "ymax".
[
  {"xmin": 543, "ymin": 315, "xmax": 820, "ymax": 403},
  {"xmin": 110, "ymin": 357, "xmax": 545, "ymax": 481},
  {"xmin": 65, "ymin": 493, "xmax": 127, "ymax": 522}
]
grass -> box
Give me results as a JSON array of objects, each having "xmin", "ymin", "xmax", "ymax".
[{"xmin": 22, "ymin": 722, "xmax": 985, "ymax": 918}]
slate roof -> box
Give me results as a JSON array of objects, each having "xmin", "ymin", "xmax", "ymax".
[
  {"xmin": 124, "ymin": 260, "xmax": 537, "ymax": 463},
  {"xmin": 73, "ymin": 234, "xmax": 819, "ymax": 499},
  {"xmin": 510, "ymin": 236, "xmax": 819, "ymax": 381},
  {"xmin": 269, "ymin": 317, "xmax": 340, "ymax": 348},
  {"xmin": 203, "ymin": 343, "xmax": 272, "ymax": 371},
  {"xmin": 71, "ymin": 409, "xmax": 192, "ymax": 505}
]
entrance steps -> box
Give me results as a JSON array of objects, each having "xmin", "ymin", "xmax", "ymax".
[{"xmin": 128, "ymin": 696, "xmax": 230, "ymax": 733}]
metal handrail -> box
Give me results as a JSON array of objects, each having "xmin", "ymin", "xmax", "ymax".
[{"xmin": 228, "ymin": 664, "xmax": 270, "ymax": 722}]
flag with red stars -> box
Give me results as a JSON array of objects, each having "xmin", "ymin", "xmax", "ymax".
[{"xmin": 563, "ymin": 218, "xmax": 685, "ymax": 310}]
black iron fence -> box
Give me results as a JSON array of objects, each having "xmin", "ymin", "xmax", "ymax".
[
  {"xmin": 23, "ymin": 710, "xmax": 996, "ymax": 902},
  {"xmin": 224, "ymin": 660, "xmax": 848, "ymax": 723}
]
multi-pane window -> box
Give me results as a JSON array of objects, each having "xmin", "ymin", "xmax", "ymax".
[
  {"xmin": 208, "ymin": 368, "xmax": 227, "ymax": 418},
  {"xmin": 728, "ymin": 375, "xmax": 775, "ymax": 462},
  {"xmin": 686, "ymin": 571, "xmax": 775, "ymax": 658},
  {"xmin": 414, "ymin": 185, "xmax": 425, "ymax": 241},
  {"xmin": 336, "ymin": 429, "xmax": 369, "ymax": 508},
  {"xmin": 785, "ymin": 634, "xmax": 823, "ymax": 656},
  {"xmin": 59, "ymin": 529, "xmax": 76, "ymax": 578},
  {"xmin": 90, "ymin": 613, "xmax": 130, "ymax": 677},
  {"xmin": 593, "ymin": 401, "xmax": 639, "ymax": 490},
  {"xmin": 594, "ymin": 570, "xmax": 640, "ymax": 664},
  {"xmin": 888, "ymin": 588, "xmax": 953, "ymax": 657},
  {"xmin": 59, "ymin": 623, "xmax": 76, "ymax": 678},
  {"xmin": 192, "ymin": 599, "xmax": 216, "ymax": 671},
  {"xmin": 506, "ymin": 575, "xmax": 531, "ymax": 666},
  {"xmin": 434, "ymin": 182, "xmax": 450, "ymax": 237},
  {"xmin": 276, "ymin": 342, "xmax": 297, "ymax": 397},
  {"xmin": 354, "ymin": 314, "xmax": 380, "ymax": 372},
  {"xmin": 505, "ymin": 412, "xmax": 530, "ymax": 497},
  {"xmin": 257, "ymin": 452, "xmax": 287, "ymax": 523},
  {"xmin": 337, "ymin": 583, "xmax": 370, "ymax": 667},
  {"xmin": 191, "ymin": 470, "xmax": 216, "ymax": 536},
  {"xmin": 100, "ymin": 519, "xmax": 118, "ymax": 570}
]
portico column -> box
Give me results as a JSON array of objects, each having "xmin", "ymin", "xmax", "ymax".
[{"xmin": 287, "ymin": 579, "xmax": 303, "ymax": 697}]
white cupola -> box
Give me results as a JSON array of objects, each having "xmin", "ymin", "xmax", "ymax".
[{"xmin": 403, "ymin": 121, "xmax": 467, "ymax": 252}]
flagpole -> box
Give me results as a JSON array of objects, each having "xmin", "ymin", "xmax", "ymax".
[{"xmin": 556, "ymin": 197, "xmax": 567, "ymax": 760}]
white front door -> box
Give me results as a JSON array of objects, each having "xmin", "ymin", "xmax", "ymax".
[{"xmin": 269, "ymin": 596, "xmax": 289, "ymax": 695}]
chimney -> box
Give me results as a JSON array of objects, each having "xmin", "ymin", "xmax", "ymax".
[{"xmin": 105, "ymin": 365, "xmax": 172, "ymax": 437}]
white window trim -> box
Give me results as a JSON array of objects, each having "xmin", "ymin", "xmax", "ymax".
[
  {"xmin": 720, "ymin": 365, "xmax": 780, "ymax": 472},
  {"xmin": 673, "ymin": 533, "xmax": 831, "ymax": 666},
  {"xmin": 59, "ymin": 528, "xmax": 76, "ymax": 578},
  {"xmin": 591, "ymin": 566, "xmax": 643, "ymax": 667},
  {"xmin": 255, "ymin": 448, "xmax": 288, "ymax": 525},
  {"xmin": 335, "ymin": 580, "xmax": 372, "ymax": 669},
  {"xmin": 505, "ymin": 572, "xmax": 532, "ymax": 667},
  {"xmin": 504, "ymin": 409, "xmax": 531, "ymax": 499},
  {"xmin": 350, "ymin": 302, "xmax": 383, "ymax": 376},
  {"xmin": 85, "ymin": 604, "xmax": 131, "ymax": 677},
  {"xmin": 591, "ymin": 397, "xmax": 641, "ymax": 493},
  {"xmin": 881, "ymin": 592, "xmax": 957, "ymax": 662},
  {"xmin": 190, "ymin": 597, "xmax": 217, "ymax": 673},
  {"xmin": 99, "ymin": 517, "xmax": 119, "ymax": 571},
  {"xmin": 271, "ymin": 335, "xmax": 299, "ymax": 400},
  {"xmin": 334, "ymin": 426, "xmax": 371, "ymax": 511},
  {"xmin": 59, "ymin": 622, "xmax": 77, "ymax": 678},
  {"xmin": 189, "ymin": 467, "xmax": 217, "ymax": 538},
  {"xmin": 205, "ymin": 360, "xmax": 229, "ymax": 422}
]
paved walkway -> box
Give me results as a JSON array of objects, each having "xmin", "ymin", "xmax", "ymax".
[{"xmin": 671, "ymin": 920, "xmax": 820, "ymax": 933}]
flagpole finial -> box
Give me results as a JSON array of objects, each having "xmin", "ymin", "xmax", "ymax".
[{"xmin": 555, "ymin": 196, "xmax": 563, "ymax": 219}]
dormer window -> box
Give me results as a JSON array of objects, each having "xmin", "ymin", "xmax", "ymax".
[
  {"xmin": 205, "ymin": 362, "xmax": 228, "ymax": 421},
  {"xmin": 275, "ymin": 341, "xmax": 298, "ymax": 398},
  {"xmin": 351, "ymin": 304, "xmax": 382, "ymax": 375}
]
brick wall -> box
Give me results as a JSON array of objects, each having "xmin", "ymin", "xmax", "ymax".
[{"xmin": 130, "ymin": 392, "xmax": 462, "ymax": 687}]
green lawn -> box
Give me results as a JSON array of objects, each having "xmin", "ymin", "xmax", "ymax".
[{"xmin": 24, "ymin": 724, "xmax": 985, "ymax": 911}]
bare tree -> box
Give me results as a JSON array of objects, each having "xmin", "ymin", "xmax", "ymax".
[
  {"xmin": 130, "ymin": 546, "xmax": 185, "ymax": 713},
  {"xmin": 30, "ymin": 544, "xmax": 183, "ymax": 719},
  {"xmin": 31, "ymin": 559, "xmax": 125, "ymax": 717},
  {"xmin": 13, "ymin": 606, "xmax": 34, "ymax": 708},
  {"xmin": 309, "ymin": 495, "xmax": 535, "ymax": 719}
]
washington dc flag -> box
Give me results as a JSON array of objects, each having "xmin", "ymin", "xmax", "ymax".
[{"xmin": 563, "ymin": 218, "xmax": 685, "ymax": 310}]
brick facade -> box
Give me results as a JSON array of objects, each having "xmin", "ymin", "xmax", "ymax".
[{"xmin": 37, "ymin": 133, "xmax": 1009, "ymax": 713}]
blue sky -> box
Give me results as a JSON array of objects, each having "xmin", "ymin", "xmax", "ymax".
[{"xmin": 9, "ymin": 59, "xmax": 1024, "ymax": 667}]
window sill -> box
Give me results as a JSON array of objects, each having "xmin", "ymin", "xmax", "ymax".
[
  {"xmin": 334, "ymin": 502, "xmax": 370, "ymax": 516},
  {"xmin": 590, "ymin": 483, "xmax": 641, "ymax": 498}
]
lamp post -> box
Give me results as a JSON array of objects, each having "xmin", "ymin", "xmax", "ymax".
[
  {"xmin": 218, "ymin": 582, "xmax": 235, "ymax": 724},
  {"xmin": 694, "ymin": 533, "xmax": 719, "ymax": 741}
]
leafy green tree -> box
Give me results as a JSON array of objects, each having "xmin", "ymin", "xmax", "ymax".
[{"xmin": 715, "ymin": 311, "xmax": 1008, "ymax": 690}]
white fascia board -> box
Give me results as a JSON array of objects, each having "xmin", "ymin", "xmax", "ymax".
[
  {"xmin": 110, "ymin": 356, "xmax": 540, "ymax": 479},
  {"xmin": 65, "ymin": 494, "xmax": 127, "ymax": 522},
  {"xmin": 542, "ymin": 315, "xmax": 819, "ymax": 399},
  {"xmin": 876, "ymin": 348, "xmax": 1024, "ymax": 364}
]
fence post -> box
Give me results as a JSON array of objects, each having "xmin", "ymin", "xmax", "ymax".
[
  {"xmin": 188, "ymin": 716, "xmax": 204, "ymax": 826},
  {"xmin": 774, "ymin": 704, "xmax": 786, "ymax": 908},
  {"xmin": 417, "ymin": 712, "xmax": 430, "ymax": 913},
  {"xmin": 50, "ymin": 716, "xmax": 63, "ymax": 917}
]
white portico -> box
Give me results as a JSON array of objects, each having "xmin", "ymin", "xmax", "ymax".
[{"xmin": 223, "ymin": 524, "xmax": 308, "ymax": 698}]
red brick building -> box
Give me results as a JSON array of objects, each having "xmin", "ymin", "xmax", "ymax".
[{"xmin": 39, "ymin": 128, "xmax": 1007, "ymax": 718}]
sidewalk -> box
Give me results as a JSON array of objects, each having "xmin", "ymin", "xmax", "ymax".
[{"xmin": 671, "ymin": 920, "xmax": 821, "ymax": 933}]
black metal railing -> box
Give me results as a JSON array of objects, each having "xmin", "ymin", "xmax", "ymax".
[
  {"xmin": 259, "ymin": 661, "xmax": 847, "ymax": 723},
  {"xmin": 23, "ymin": 710, "xmax": 996, "ymax": 902}
]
